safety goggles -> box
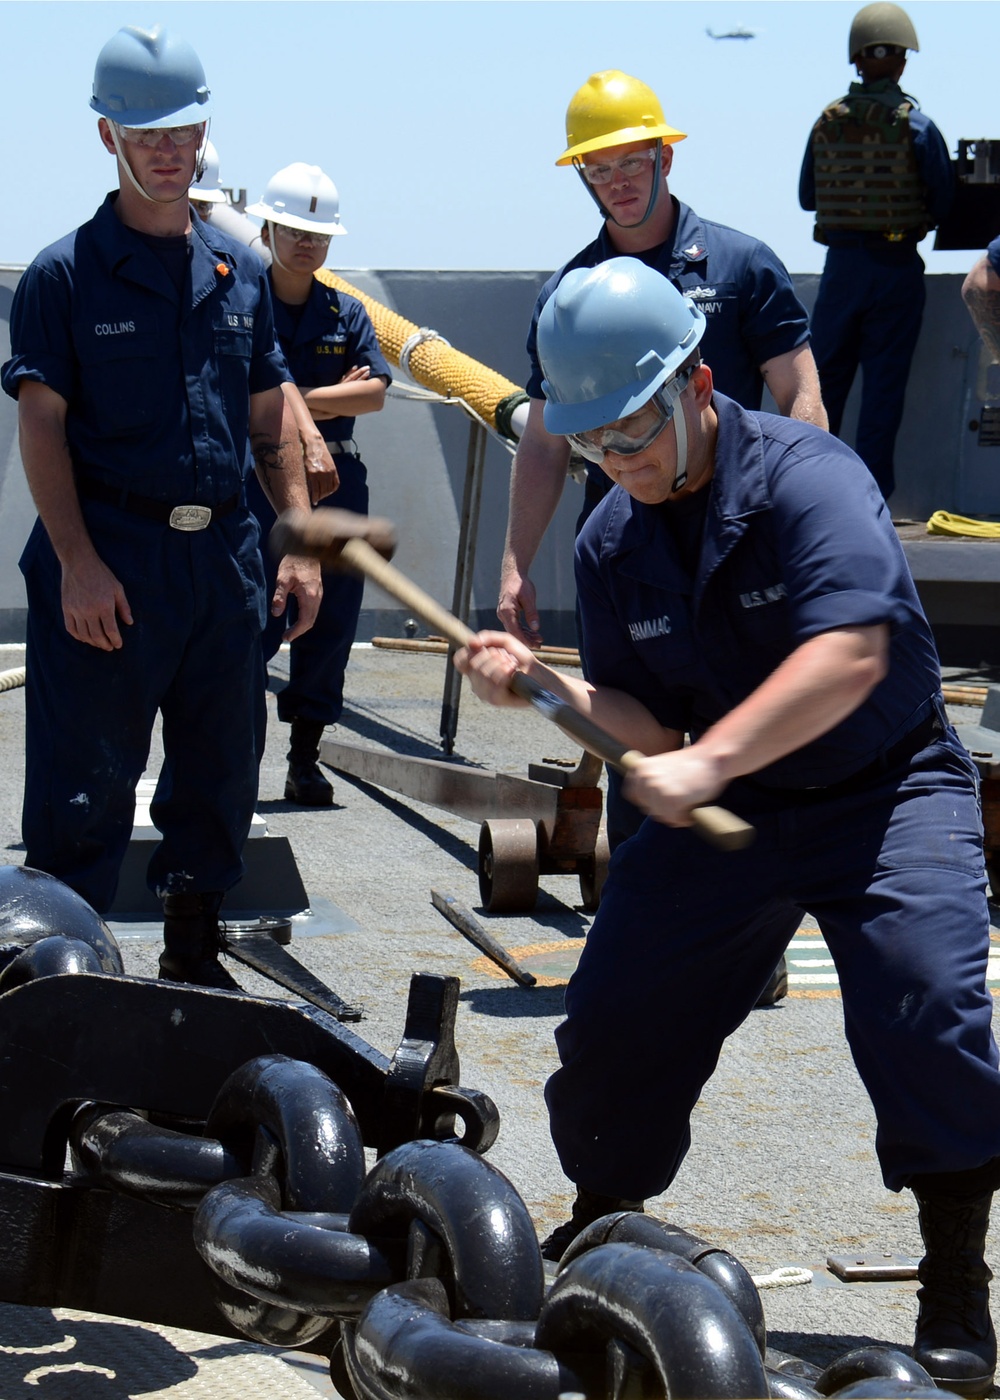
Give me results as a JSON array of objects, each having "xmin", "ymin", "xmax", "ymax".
[
  {"xmin": 579, "ymin": 148, "xmax": 658, "ymax": 186},
  {"xmin": 565, "ymin": 374, "xmax": 690, "ymax": 464},
  {"xmin": 118, "ymin": 123, "xmax": 204, "ymax": 148},
  {"xmin": 273, "ymin": 225, "xmax": 333, "ymax": 248}
]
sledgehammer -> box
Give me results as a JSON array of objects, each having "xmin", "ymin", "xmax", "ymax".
[{"xmin": 271, "ymin": 508, "xmax": 754, "ymax": 852}]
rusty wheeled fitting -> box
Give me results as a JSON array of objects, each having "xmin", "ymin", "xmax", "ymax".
[{"xmin": 478, "ymin": 749, "xmax": 608, "ymax": 913}]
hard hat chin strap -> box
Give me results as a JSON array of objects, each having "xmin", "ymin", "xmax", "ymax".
[
  {"xmin": 194, "ymin": 122, "xmax": 210, "ymax": 183},
  {"xmin": 109, "ymin": 123, "xmax": 157, "ymax": 205},
  {"xmin": 267, "ymin": 221, "xmax": 295, "ymax": 274},
  {"xmin": 573, "ymin": 138, "xmax": 664, "ymax": 230},
  {"xmin": 669, "ymin": 380, "xmax": 689, "ymax": 493},
  {"xmin": 109, "ymin": 119, "xmax": 209, "ymax": 208}
]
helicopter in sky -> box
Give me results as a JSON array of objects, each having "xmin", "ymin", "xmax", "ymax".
[{"xmin": 705, "ymin": 26, "xmax": 758, "ymax": 40}]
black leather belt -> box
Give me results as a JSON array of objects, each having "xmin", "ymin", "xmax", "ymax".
[
  {"xmin": 802, "ymin": 711, "xmax": 943, "ymax": 799},
  {"xmin": 750, "ymin": 710, "xmax": 944, "ymax": 803},
  {"xmin": 80, "ymin": 478, "xmax": 240, "ymax": 531}
]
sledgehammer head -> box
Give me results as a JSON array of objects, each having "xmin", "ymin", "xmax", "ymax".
[{"xmin": 270, "ymin": 508, "xmax": 398, "ymax": 571}]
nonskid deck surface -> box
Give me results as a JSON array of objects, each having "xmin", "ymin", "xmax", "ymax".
[{"xmin": 1, "ymin": 640, "xmax": 999, "ymax": 1396}]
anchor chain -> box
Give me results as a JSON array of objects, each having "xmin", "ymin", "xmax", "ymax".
[
  {"xmin": 68, "ymin": 1055, "xmax": 936, "ymax": 1400},
  {"xmin": 0, "ymin": 867, "xmax": 949, "ymax": 1399}
]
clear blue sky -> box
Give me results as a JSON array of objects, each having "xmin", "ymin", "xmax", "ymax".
[{"xmin": 1, "ymin": 1, "xmax": 996, "ymax": 276}]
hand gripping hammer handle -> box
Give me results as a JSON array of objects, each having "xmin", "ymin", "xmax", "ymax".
[{"xmin": 337, "ymin": 536, "xmax": 754, "ymax": 853}]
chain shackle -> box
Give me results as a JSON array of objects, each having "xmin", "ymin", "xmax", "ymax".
[
  {"xmin": 560, "ymin": 1212, "xmax": 767, "ymax": 1357},
  {"xmin": 69, "ymin": 1104, "xmax": 240, "ymax": 1208},
  {"xmin": 205, "ymin": 1054, "xmax": 366, "ymax": 1210},
  {"xmin": 0, "ymin": 935, "xmax": 106, "ymax": 993},
  {"xmin": 341, "ymin": 1277, "xmax": 589, "ymax": 1400},
  {"xmin": 348, "ymin": 1138, "xmax": 545, "ymax": 1322},
  {"xmin": 536, "ymin": 1243, "xmax": 769, "ymax": 1397},
  {"xmin": 198, "ymin": 1054, "xmax": 368, "ymax": 1347},
  {"xmin": 342, "ymin": 1237, "xmax": 770, "ymax": 1400},
  {"xmin": 194, "ymin": 1174, "xmax": 404, "ymax": 1317}
]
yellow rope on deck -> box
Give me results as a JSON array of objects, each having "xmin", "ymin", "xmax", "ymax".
[
  {"xmin": 927, "ymin": 511, "xmax": 1000, "ymax": 538},
  {"xmin": 314, "ymin": 269, "xmax": 527, "ymax": 439}
]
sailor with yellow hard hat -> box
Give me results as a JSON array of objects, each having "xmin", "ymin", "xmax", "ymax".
[
  {"xmin": 497, "ymin": 68, "xmax": 828, "ymax": 877},
  {"xmin": 498, "ymin": 69, "xmax": 825, "ymax": 656}
]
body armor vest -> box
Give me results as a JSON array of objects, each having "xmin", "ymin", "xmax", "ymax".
[{"xmin": 811, "ymin": 80, "xmax": 928, "ymax": 243}]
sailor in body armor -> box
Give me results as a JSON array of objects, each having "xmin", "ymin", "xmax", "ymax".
[
  {"xmin": 500, "ymin": 70, "xmax": 826, "ymax": 658},
  {"xmin": 800, "ymin": 2, "xmax": 953, "ymax": 501}
]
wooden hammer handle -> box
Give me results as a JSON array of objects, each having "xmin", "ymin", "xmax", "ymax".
[
  {"xmin": 340, "ymin": 538, "xmax": 754, "ymax": 852},
  {"xmin": 506, "ymin": 672, "xmax": 753, "ymax": 852}
]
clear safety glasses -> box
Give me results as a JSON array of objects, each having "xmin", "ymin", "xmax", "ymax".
[
  {"xmin": 580, "ymin": 148, "xmax": 658, "ymax": 186},
  {"xmin": 118, "ymin": 123, "xmax": 204, "ymax": 148},
  {"xmin": 274, "ymin": 225, "xmax": 333, "ymax": 249},
  {"xmin": 565, "ymin": 373, "xmax": 690, "ymax": 464}
]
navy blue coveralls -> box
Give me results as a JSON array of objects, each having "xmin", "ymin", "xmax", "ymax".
[
  {"xmin": 246, "ymin": 275, "xmax": 391, "ymax": 727},
  {"xmin": 799, "ymin": 92, "xmax": 953, "ymax": 500},
  {"xmin": 1, "ymin": 196, "xmax": 286, "ymax": 915},
  {"xmin": 545, "ymin": 394, "xmax": 1000, "ymax": 1201},
  {"xmin": 527, "ymin": 200, "xmax": 812, "ymax": 847}
]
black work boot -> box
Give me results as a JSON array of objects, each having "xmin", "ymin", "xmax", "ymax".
[
  {"xmin": 159, "ymin": 891, "xmax": 240, "ymax": 991},
  {"xmin": 540, "ymin": 1187, "xmax": 644, "ymax": 1263},
  {"xmin": 284, "ymin": 719, "xmax": 333, "ymax": 806},
  {"xmin": 912, "ymin": 1185, "xmax": 997, "ymax": 1397}
]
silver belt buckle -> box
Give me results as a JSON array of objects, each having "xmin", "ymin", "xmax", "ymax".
[{"xmin": 169, "ymin": 504, "xmax": 212, "ymax": 532}]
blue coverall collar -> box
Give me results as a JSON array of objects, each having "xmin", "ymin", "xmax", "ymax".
[
  {"xmin": 268, "ymin": 270, "xmax": 338, "ymax": 347},
  {"xmin": 188, "ymin": 209, "xmax": 240, "ymax": 313},
  {"xmin": 693, "ymin": 395, "xmax": 773, "ymax": 606},
  {"xmin": 593, "ymin": 198, "xmax": 708, "ymax": 277},
  {"xmin": 92, "ymin": 194, "xmax": 237, "ymax": 313},
  {"xmin": 708, "ymin": 394, "xmax": 773, "ymax": 521},
  {"xmin": 600, "ymin": 395, "xmax": 773, "ymax": 603},
  {"xmin": 667, "ymin": 201, "xmax": 711, "ymax": 273}
]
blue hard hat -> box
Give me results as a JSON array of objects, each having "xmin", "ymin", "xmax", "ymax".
[
  {"xmin": 538, "ymin": 258, "xmax": 706, "ymax": 435},
  {"xmin": 90, "ymin": 24, "xmax": 212, "ymax": 127}
]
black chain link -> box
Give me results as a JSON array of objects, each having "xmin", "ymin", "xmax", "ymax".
[{"xmin": 67, "ymin": 1052, "xmax": 777, "ymax": 1398}]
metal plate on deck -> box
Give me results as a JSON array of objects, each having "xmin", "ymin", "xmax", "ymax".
[{"xmin": 827, "ymin": 1253, "xmax": 920, "ymax": 1282}]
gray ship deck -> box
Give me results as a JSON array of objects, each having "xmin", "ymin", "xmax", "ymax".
[{"xmin": 2, "ymin": 640, "xmax": 1000, "ymax": 1395}]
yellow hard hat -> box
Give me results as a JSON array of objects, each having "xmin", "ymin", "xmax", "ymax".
[{"xmin": 557, "ymin": 70, "xmax": 686, "ymax": 166}]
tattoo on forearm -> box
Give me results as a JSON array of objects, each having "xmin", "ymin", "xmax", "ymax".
[
  {"xmin": 251, "ymin": 434, "xmax": 293, "ymax": 492},
  {"xmin": 966, "ymin": 288, "xmax": 1000, "ymax": 364}
]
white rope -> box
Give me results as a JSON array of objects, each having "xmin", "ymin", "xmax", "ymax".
[
  {"xmin": 386, "ymin": 383, "xmax": 452, "ymax": 403},
  {"xmin": 384, "ymin": 384, "xmax": 517, "ymax": 458},
  {"xmin": 0, "ymin": 667, "xmax": 26, "ymax": 693},
  {"xmin": 751, "ymin": 1265, "xmax": 813, "ymax": 1289},
  {"xmin": 399, "ymin": 326, "xmax": 452, "ymax": 379}
]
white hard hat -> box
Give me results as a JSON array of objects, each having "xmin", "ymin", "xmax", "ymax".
[
  {"xmin": 189, "ymin": 140, "xmax": 228, "ymax": 204},
  {"xmin": 247, "ymin": 162, "xmax": 346, "ymax": 236}
]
